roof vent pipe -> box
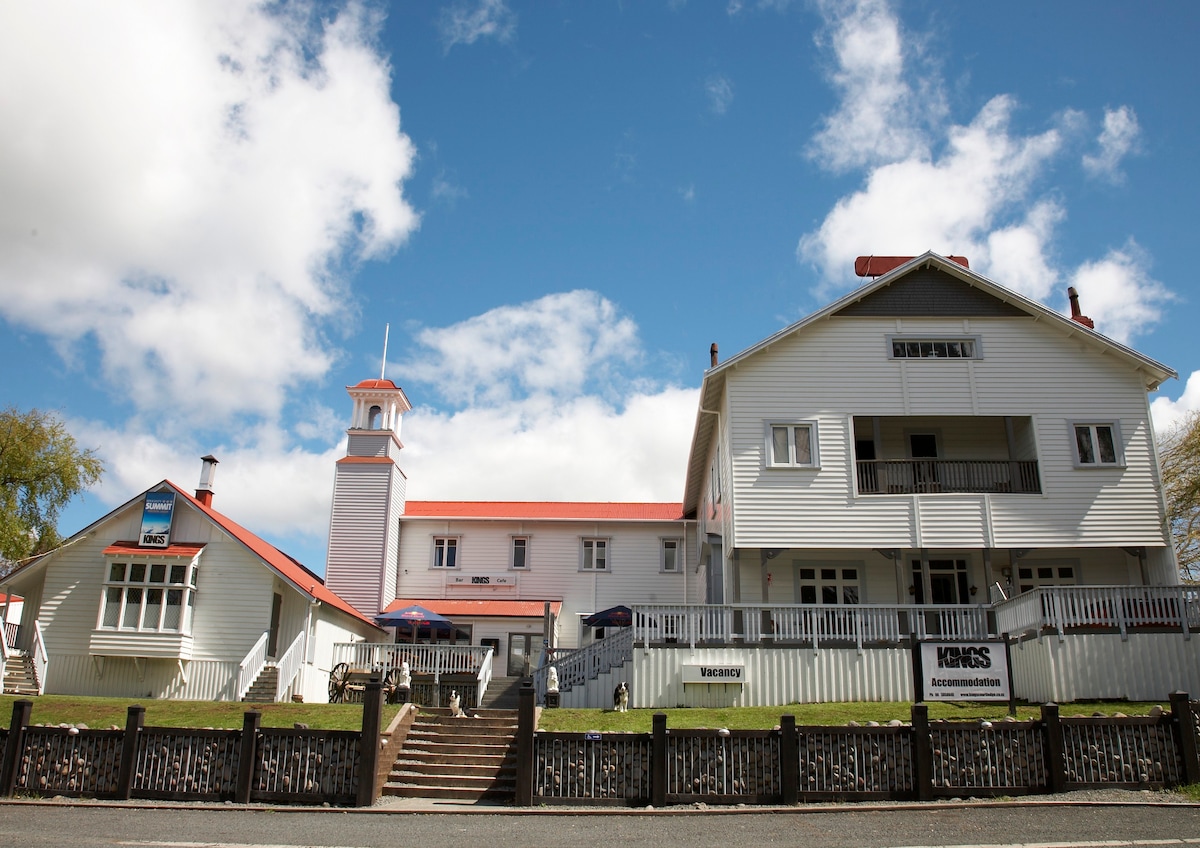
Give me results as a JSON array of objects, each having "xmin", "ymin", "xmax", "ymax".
[
  {"xmin": 196, "ymin": 455, "xmax": 218, "ymax": 507},
  {"xmin": 710, "ymin": 343, "xmax": 718, "ymax": 368},
  {"xmin": 1067, "ymin": 287, "xmax": 1095, "ymax": 329}
]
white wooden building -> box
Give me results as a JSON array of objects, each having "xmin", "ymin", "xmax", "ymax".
[{"xmin": 1, "ymin": 459, "xmax": 383, "ymax": 701}]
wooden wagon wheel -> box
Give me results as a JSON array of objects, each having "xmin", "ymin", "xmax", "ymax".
[
  {"xmin": 328, "ymin": 662, "xmax": 350, "ymax": 703},
  {"xmin": 383, "ymin": 666, "xmax": 403, "ymax": 704}
]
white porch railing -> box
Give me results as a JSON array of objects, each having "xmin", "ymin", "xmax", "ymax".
[
  {"xmin": 273, "ymin": 630, "xmax": 306, "ymax": 702},
  {"xmin": 330, "ymin": 642, "xmax": 493, "ymax": 676},
  {"xmin": 534, "ymin": 626, "xmax": 633, "ymax": 701},
  {"xmin": 236, "ymin": 631, "xmax": 269, "ymax": 701},
  {"xmin": 631, "ymin": 603, "xmax": 994, "ymax": 650},
  {"xmin": 0, "ymin": 612, "xmax": 8, "ymax": 664},
  {"xmin": 475, "ymin": 647, "xmax": 494, "ymax": 708},
  {"xmin": 995, "ymin": 585, "xmax": 1199, "ymax": 642},
  {"xmin": 32, "ymin": 620, "xmax": 48, "ymax": 695}
]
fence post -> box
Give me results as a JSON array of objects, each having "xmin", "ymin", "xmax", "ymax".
[
  {"xmin": 115, "ymin": 705, "xmax": 145, "ymax": 800},
  {"xmin": 1041, "ymin": 702, "xmax": 1066, "ymax": 794},
  {"xmin": 236, "ymin": 710, "xmax": 261, "ymax": 804},
  {"xmin": 515, "ymin": 679, "xmax": 535, "ymax": 806},
  {"xmin": 357, "ymin": 675, "xmax": 383, "ymax": 807},
  {"xmin": 1169, "ymin": 691, "xmax": 1200, "ymax": 785},
  {"xmin": 911, "ymin": 703, "xmax": 933, "ymax": 801},
  {"xmin": 780, "ymin": 715, "xmax": 798, "ymax": 805},
  {"xmin": 651, "ymin": 712, "xmax": 667, "ymax": 808},
  {"xmin": 0, "ymin": 699, "xmax": 32, "ymax": 797}
]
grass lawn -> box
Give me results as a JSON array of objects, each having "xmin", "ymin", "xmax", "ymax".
[{"xmin": 0, "ymin": 694, "xmax": 1165, "ymax": 733}]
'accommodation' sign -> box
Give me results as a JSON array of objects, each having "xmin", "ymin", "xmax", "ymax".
[
  {"xmin": 682, "ymin": 664, "xmax": 745, "ymax": 684},
  {"xmin": 918, "ymin": 641, "xmax": 1011, "ymax": 701}
]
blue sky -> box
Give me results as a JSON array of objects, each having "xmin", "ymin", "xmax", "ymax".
[{"xmin": 2, "ymin": 0, "xmax": 1199, "ymax": 575}]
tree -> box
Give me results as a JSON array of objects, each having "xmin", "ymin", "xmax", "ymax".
[
  {"xmin": 0, "ymin": 407, "xmax": 104, "ymax": 569},
  {"xmin": 1159, "ymin": 411, "xmax": 1200, "ymax": 583}
]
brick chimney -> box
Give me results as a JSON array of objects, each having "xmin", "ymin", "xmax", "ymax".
[
  {"xmin": 710, "ymin": 343, "xmax": 718, "ymax": 368},
  {"xmin": 1067, "ymin": 287, "xmax": 1095, "ymax": 329},
  {"xmin": 195, "ymin": 455, "xmax": 218, "ymax": 507}
]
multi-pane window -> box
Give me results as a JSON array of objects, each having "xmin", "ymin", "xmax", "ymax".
[
  {"xmin": 661, "ymin": 538, "xmax": 681, "ymax": 573},
  {"xmin": 511, "ymin": 537, "xmax": 529, "ymax": 569},
  {"xmin": 432, "ymin": 537, "xmax": 459, "ymax": 568},
  {"xmin": 1016, "ymin": 564, "xmax": 1076, "ymax": 594},
  {"xmin": 100, "ymin": 560, "xmax": 198, "ymax": 634},
  {"xmin": 797, "ymin": 567, "xmax": 860, "ymax": 604},
  {"xmin": 767, "ymin": 423, "xmax": 816, "ymax": 467},
  {"xmin": 1074, "ymin": 423, "xmax": 1119, "ymax": 466},
  {"xmin": 581, "ymin": 538, "xmax": 608, "ymax": 571},
  {"xmin": 890, "ymin": 338, "xmax": 979, "ymax": 359}
]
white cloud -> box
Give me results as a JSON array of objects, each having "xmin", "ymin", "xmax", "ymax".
[
  {"xmin": 395, "ymin": 291, "xmax": 642, "ymax": 406},
  {"xmin": 1066, "ymin": 243, "xmax": 1171, "ymax": 345},
  {"xmin": 705, "ymin": 74, "xmax": 735, "ymax": 116},
  {"xmin": 0, "ymin": 1, "xmax": 418, "ymax": 427},
  {"xmin": 438, "ymin": 0, "xmax": 517, "ymax": 52},
  {"xmin": 1083, "ymin": 106, "xmax": 1142, "ymax": 182},
  {"xmin": 1151, "ymin": 372, "xmax": 1200, "ymax": 435},
  {"xmin": 807, "ymin": 0, "xmax": 944, "ymax": 172}
]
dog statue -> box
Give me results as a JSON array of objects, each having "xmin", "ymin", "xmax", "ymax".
[
  {"xmin": 398, "ymin": 660, "xmax": 411, "ymax": 688},
  {"xmin": 547, "ymin": 665, "xmax": 559, "ymax": 693},
  {"xmin": 613, "ymin": 681, "xmax": 629, "ymax": 713}
]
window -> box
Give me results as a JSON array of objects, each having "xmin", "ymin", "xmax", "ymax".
[
  {"xmin": 511, "ymin": 537, "xmax": 529, "ymax": 570},
  {"xmin": 796, "ymin": 566, "xmax": 860, "ymax": 605},
  {"xmin": 99, "ymin": 558, "xmax": 198, "ymax": 634},
  {"xmin": 766, "ymin": 422, "xmax": 817, "ymax": 468},
  {"xmin": 1016, "ymin": 563, "xmax": 1077, "ymax": 594},
  {"xmin": 432, "ymin": 537, "xmax": 459, "ymax": 568},
  {"xmin": 661, "ymin": 538, "xmax": 681, "ymax": 573},
  {"xmin": 581, "ymin": 538, "xmax": 608, "ymax": 571},
  {"xmin": 889, "ymin": 337, "xmax": 980, "ymax": 359},
  {"xmin": 1073, "ymin": 422, "xmax": 1121, "ymax": 466}
]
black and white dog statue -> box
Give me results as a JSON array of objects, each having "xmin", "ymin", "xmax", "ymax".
[{"xmin": 613, "ymin": 681, "xmax": 629, "ymax": 712}]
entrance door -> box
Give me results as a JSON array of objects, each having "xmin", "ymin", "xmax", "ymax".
[
  {"xmin": 911, "ymin": 559, "xmax": 969, "ymax": 604},
  {"xmin": 267, "ymin": 592, "xmax": 282, "ymax": 657},
  {"xmin": 507, "ymin": 633, "xmax": 537, "ymax": 676}
]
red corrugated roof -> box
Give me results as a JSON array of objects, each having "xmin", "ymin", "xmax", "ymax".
[
  {"xmin": 404, "ymin": 501, "xmax": 684, "ymax": 520},
  {"xmin": 166, "ymin": 483, "xmax": 382, "ymax": 632},
  {"xmin": 103, "ymin": 542, "xmax": 207, "ymax": 558},
  {"xmin": 383, "ymin": 598, "xmax": 563, "ymax": 618}
]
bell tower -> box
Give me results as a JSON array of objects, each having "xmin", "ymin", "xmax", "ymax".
[{"xmin": 323, "ymin": 378, "xmax": 412, "ymax": 617}]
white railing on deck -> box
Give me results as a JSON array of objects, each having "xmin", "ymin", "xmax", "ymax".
[
  {"xmin": 274, "ymin": 630, "xmax": 306, "ymax": 702},
  {"xmin": 632, "ymin": 603, "xmax": 994, "ymax": 650},
  {"xmin": 0, "ymin": 613, "xmax": 8, "ymax": 664},
  {"xmin": 32, "ymin": 619, "xmax": 48, "ymax": 695},
  {"xmin": 236, "ymin": 631, "xmax": 269, "ymax": 701},
  {"xmin": 534, "ymin": 627, "xmax": 633, "ymax": 702},
  {"xmin": 475, "ymin": 647, "xmax": 494, "ymax": 708},
  {"xmin": 330, "ymin": 642, "xmax": 493, "ymax": 676},
  {"xmin": 995, "ymin": 585, "xmax": 1198, "ymax": 642}
]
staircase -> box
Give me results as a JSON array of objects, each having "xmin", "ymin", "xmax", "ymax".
[
  {"xmin": 383, "ymin": 707, "xmax": 518, "ymax": 803},
  {"xmin": 479, "ymin": 675, "xmax": 523, "ymax": 709},
  {"xmin": 3, "ymin": 654, "xmax": 38, "ymax": 696},
  {"xmin": 241, "ymin": 665, "xmax": 278, "ymax": 703}
]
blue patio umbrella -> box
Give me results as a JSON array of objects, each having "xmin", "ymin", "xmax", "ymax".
[
  {"xmin": 375, "ymin": 603, "xmax": 455, "ymax": 641},
  {"xmin": 582, "ymin": 605, "xmax": 634, "ymax": 627}
]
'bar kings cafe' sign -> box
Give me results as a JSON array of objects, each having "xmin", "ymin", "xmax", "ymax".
[{"xmin": 139, "ymin": 492, "xmax": 176, "ymax": 548}]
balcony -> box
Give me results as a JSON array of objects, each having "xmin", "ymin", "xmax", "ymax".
[{"xmin": 856, "ymin": 459, "xmax": 1041, "ymax": 495}]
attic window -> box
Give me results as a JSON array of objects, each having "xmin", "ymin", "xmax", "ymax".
[{"xmin": 889, "ymin": 337, "xmax": 980, "ymax": 359}]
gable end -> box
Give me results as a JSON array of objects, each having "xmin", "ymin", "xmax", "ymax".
[{"xmin": 833, "ymin": 267, "xmax": 1027, "ymax": 317}]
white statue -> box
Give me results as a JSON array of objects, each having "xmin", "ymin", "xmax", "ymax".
[
  {"xmin": 547, "ymin": 665, "xmax": 560, "ymax": 693},
  {"xmin": 398, "ymin": 660, "xmax": 411, "ymax": 688}
]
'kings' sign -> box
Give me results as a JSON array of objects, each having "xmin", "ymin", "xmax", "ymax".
[{"xmin": 138, "ymin": 492, "xmax": 176, "ymax": 548}]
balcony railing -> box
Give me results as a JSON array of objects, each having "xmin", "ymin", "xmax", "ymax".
[
  {"xmin": 856, "ymin": 459, "xmax": 1041, "ymax": 495},
  {"xmin": 994, "ymin": 585, "xmax": 1199, "ymax": 642}
]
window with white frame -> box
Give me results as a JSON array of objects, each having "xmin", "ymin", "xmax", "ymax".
[
  {"xmin": 511, "ymin": 536, "xmax": 529, "ymax": 569},
  {"xmin": 661, "ymin": 538, "xmax": 681, "ymax": 573},
  {"xmin": 889, "ymin": 337, "xmax": 980, "ymax": 359},
  {"xmin": 1016, "ymin": 563, "xmax": 1077, "ymax": 594},
  {"xmin": 99, "ymin": 559, "xmax": 198, "ymax": 634},
  {"xmin": 1072, "ymin": 422, "xmax": 1121, "ymax": 466},
  {"xmin": 796, "ymin": 566, "xmax": 860, "ymax": 605},
  {"xmin": 581, "ymin": 538, "xmax": 608, "ymax": 571},
  {"xmin": 766, "ymin": 422, "xmax": 817, "ymax": 468},
  {"xmin": 432, "ymin": 537, "xmax": 459, "ymax": 568}
]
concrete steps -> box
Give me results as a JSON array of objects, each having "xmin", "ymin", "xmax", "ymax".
[
  {"xmin": 383, "ymin": 707, "xmax": 518, "ymax": 803},
  {"xmin": 3, "ymin": 655, "xmax": 38, "ymax": 696},
  {"xmin": 241, "ymin": 665, "xmax": 278, "ymax": 703},
  {"xmin": 479, "ymin": 675, "xmax": 523, "ymax": 710}
]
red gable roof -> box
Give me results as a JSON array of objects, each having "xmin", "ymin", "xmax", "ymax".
[
  {"xmin": 404, "ymin": 501, "xmax": 684, "ymax": 521},
  {"xmin": 166, "ymin": 483, "xmax": 382, "ymax": 632},
  {"xmin": 383, "ymin": 598, "xmax": 563, "ymax": 619},
  {"xmin": 103, "ymin": 542, "xmax": 206, "ymax": 558}
]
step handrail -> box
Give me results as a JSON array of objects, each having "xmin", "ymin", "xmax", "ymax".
[
  {"xmin": 32, "ymin": 619, "xmax": 48, "ymax": 695},
  {"xmin": 236, "ymin": 630, "xmax": 269, "ymax": 701},
  {"xmin": 274, "ymin": 630, "xmax": 306, "ymax": 702}
]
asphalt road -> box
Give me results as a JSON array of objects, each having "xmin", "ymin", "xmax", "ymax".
[{"xmin": 2, "ymin": 802, "xmax": 1200, "ymax": 848}]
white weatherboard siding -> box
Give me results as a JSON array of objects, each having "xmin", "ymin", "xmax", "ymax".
[
  {"xmin": 1009, "ymin": 633, "xmax": 1200, "ymax": 702},
  {"xmin": 725, "ymin": 316, "xmax": 1167, "ymax": 551},
  {"xmin": 325, "ymin": 462, "xmax": 397, "ymax": 617},
  {"xmin": 630, "ymin": 647, "xmax": 913, "ymax": 708},
  {"xmin": 301, "ymin": 611, "xmax": 376, "ymax": 704},
  {"xmin": 396, "ymin": 517, "xmax": 699, "ymax": 651}
]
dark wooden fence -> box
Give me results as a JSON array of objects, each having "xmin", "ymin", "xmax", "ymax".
[{"xmin": 521, "ymin": 689, "xmax": 1200, "ymax": 806}]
